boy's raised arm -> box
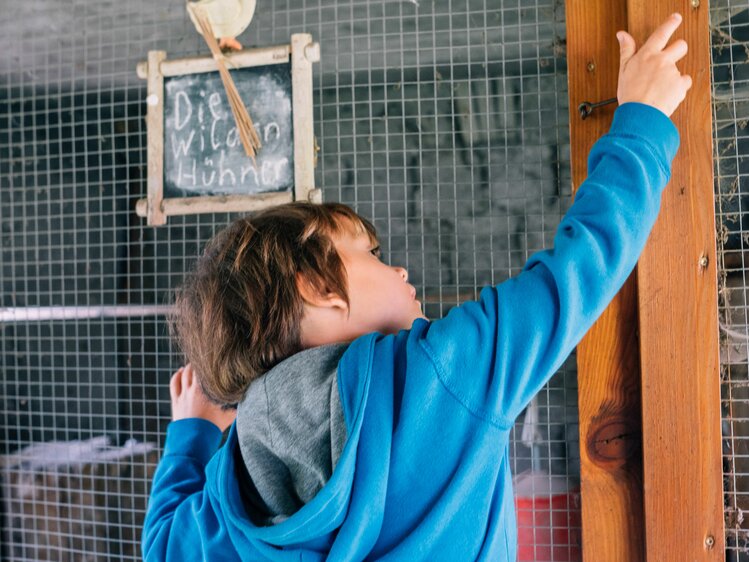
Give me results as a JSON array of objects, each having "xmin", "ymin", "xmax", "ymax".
[{"xmin": 418, "ymin": 14, "xmax": 690, "ymax": 428}]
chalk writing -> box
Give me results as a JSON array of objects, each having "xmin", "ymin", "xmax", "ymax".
[{"xmin": 163, "ymin": 64, "xmax": 294, "ymax": 197}]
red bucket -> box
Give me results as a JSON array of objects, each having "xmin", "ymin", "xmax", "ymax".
[{"xmin": 514, "ymin": 472, "xmax": 582, "ymax": 562}]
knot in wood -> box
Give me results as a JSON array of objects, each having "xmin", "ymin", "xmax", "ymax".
[{"xmin": 587, "ymin": 419, "xmax": 639, "ymax": 468}]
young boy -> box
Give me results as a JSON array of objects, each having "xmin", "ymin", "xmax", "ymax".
[{"xmin": 142, "ymin": 14, "xmax": 692, "ymax": 561}]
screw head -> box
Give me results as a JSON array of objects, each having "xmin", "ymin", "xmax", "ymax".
[
  {"xmin": 705, "ymin": 535, "xmax": 715, "ymax": 549},
  {"xmin": 586, "ymin": 61, "xmax": 596, "ymax": 72},
  {"xmin": 691, "ymin": 0, "xmax": 700, "ymax": 7},
  {"xmin": 699, "ymin": 255, "xmax": 709, "ymax": 269}
]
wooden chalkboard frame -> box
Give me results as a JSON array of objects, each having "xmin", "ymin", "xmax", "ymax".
[{"xmin": 135, "ymin": 34, "xmax": 321, "ymax": 225}]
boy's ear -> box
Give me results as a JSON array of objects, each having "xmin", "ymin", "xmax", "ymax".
[{"xmin": 296, "ymin": 273, "xmax": 348, "ymax": 311}]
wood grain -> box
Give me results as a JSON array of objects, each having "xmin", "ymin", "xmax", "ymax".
[
  {"xmin": 565, "ymin": 2, "xmax": 646, "ymax": 561},
  {"xmin": 146, "ymin": 51, "xmax": 167, "ymax": 226},
  {"xmin": 134, "ymin": 191, "xmax": 294, "ymax": 218},
  {"xmin": 162, "ymin": 46, "xmax": 290, "ymax": 78},
  {"xmin": 290, "ymin": 33, "xmax": 317, "ymax": 203},
  {"xmin": 627, "ymin": 3, "xmax": 725, "ymax": 560}
]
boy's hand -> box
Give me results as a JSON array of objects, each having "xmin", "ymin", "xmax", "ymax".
[
  {"xmin": 617, "ymin": 13, "xmax": 692, "ymax": 117},
  {"xmin": 170, "ymin": 364, "xmax": 237, "ymax": 432}
]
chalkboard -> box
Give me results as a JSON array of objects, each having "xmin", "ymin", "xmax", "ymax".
[
  {"xmin": 163, "ymin": 64, "xmax": 294, "ymax": 198},
  {"xmin": 137, "ymin": 35, "xmax": 320, "ymax": 225}
]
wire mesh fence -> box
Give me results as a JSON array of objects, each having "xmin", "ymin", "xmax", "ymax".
[
  {"xmin": 1, "ymin": 0, "xmax": 579, "ymax": 559},
  {"xmin": 712, "ymin": 1, "xmax": 749, "ymax": 559}
]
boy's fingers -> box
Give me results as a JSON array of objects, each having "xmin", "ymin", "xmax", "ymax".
[
  {"xmin": 642, "ymin": 13, "xmax": 682, "ymax": 53},
  {"xmin": 662, "ymin": 38, "xmax": 688, "ymax": 63},
  {"xmin": 617, "ymin": 31, "xmax": 636, "ymax": 65}
]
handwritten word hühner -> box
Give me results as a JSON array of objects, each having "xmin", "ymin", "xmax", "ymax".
[{"xmin": 170, "ymin": 90, "xmax": 289, "ymax": 189}]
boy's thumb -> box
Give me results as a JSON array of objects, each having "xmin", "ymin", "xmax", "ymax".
[{"xmin": 617, "ymin": 31, "xmax": 636, "ymax": 64}]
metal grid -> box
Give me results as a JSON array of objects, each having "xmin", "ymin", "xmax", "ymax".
[
  {"xmin": 0, "ymin": 1, "xmax": 579, "ymax": 559},
  {"xmin": 712, "ymin": 1, "xmax": 749, "ymax": 559}
]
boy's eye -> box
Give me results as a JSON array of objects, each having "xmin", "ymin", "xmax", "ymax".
[{"xmin": 370, "ymin": 246, "xmax": 382, "ymax": 259}]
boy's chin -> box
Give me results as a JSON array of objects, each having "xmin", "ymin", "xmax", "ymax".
[
  {"xmin": 365, "ymin": 313, "xmax": 428, "ymax": 337},
  {"xmin": 401, "ymin": 313, "xmax": 428, "ymax": 331}
]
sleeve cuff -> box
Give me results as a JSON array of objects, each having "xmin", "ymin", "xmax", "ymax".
[
  {"xmin": 163, "ymin": 418, "xmax": 223, "ymax": 465},
  {"xmin": 609, "ymin": 102, "xmax": 680, "ymax": 166}
]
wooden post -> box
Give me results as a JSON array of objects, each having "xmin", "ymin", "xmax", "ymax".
[
  {"xmin": 627, "ymin": 3, "xmax": 725, "ymax": 560},
  {"xmin": 568, "ymin": 1, "xmax": 724, "ymax": 559},
  {"xmin": 565, "ymin": 2, "xmax": 645, "ymax": 561}
]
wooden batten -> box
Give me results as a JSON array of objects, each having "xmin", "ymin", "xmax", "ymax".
[
  {"xmin": 146, "ymin": 50, "xmax": 167, "ymax": 226},
  {"xmin": 136, "ymin": 46, "xmax": 291, "ymax": 80},
  {"xmin": 290, "ymin": 33, "xmax": 318, "ymax": 203},
  {"xmin": 135, "ymin": 191, "xmax": 293, "ymax": 218},
  {"xmin": 565, "ymin": 2, "xmax": 645, "ymax": 561},
  {"xmin": 628, "ymin": 3, "xmax": 725, "ymax": 560}
]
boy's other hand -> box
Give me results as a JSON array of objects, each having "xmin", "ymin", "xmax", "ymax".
[
  {"xmin": 617, "ymin": 13, "xmax": 692, "ymax": 117},
  {"xmin": 170, "ymin": 364, "xmax": 237, "ymax": 432}
]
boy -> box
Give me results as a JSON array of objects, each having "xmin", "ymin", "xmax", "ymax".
[{"xmin": 143, "ymin": 14, "xmax": 692, "ymax": 561}]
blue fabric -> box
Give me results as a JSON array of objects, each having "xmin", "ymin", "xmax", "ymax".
[{"xmin": 142, "ymin": 102, "xmax": 679, "ymax": 561}]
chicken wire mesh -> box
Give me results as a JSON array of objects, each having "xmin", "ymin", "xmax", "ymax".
[{"xmin": 0, "ymin": 0, "xmax": 579, "ymax": 560}]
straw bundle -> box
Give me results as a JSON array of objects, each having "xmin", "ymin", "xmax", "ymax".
[{"xmin": 188, "ymin": 3, "xmax": 262, "ymax": 163}]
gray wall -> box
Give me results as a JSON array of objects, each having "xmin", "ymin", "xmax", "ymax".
[{"xmin": 1, "ymin": 1, "xmax": 582, "ymax": 559}]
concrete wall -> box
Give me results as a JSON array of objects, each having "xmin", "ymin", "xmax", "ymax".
[{"xmin": 0, "ymin": 1, "xmax": 582, "ymax": 559}]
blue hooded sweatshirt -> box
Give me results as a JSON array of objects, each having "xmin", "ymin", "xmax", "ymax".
[{"xmin": 142, "ymin": 103, "xmax": 679, "ymax": 561}]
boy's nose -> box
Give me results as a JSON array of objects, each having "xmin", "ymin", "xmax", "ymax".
[{"xmin": 393, "ymin": 266, "xmax": 408, "ymax": 282}]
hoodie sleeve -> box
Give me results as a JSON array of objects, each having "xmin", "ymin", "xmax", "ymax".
[
  {"xmin": 418, "ymin": 102, "xmax": 679, "ymax": 429},
  {"xmin": 141, "ymin": 418, "xmax": 228, "ymax": 561}
]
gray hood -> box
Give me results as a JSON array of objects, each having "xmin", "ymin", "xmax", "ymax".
[{"xmin": 236, "ymin": 343, "xmax": 349, "ymax": 526}]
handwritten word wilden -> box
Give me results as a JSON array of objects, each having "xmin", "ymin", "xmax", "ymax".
[{"xmin": 170, "ymin": 90, "xmax": 289, "ymax": 189}]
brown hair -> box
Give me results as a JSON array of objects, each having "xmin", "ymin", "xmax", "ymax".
[{"xmin": 170, "ymin": 202, "xmax": 377, "ymax": 406}]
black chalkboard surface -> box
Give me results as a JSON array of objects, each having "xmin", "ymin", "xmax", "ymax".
[{"xmin": 163, "ymin": 63, "xmax": 293, "ymax": 198}]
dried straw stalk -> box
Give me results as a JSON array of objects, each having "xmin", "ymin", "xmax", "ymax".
[{"xmin": 188, "ymin": 3, "xmax": 262, "ymax": 163}]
